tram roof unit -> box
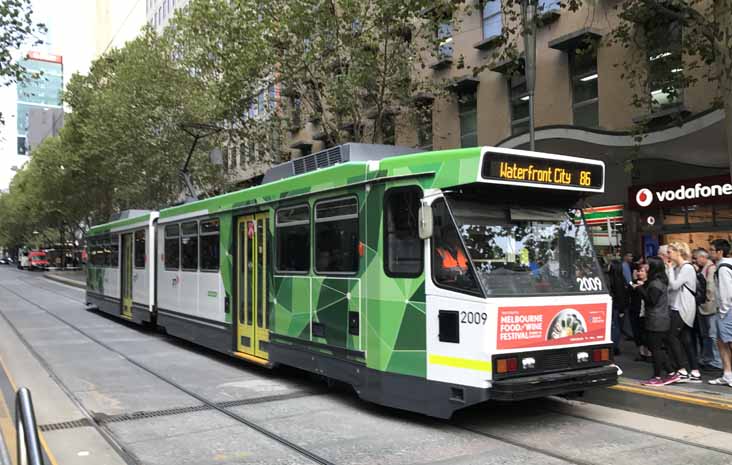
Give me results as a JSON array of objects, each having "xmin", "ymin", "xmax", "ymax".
[
  {"xmin": 156, "ymin": 145, "xmax": 605, "ymax": 223},
  {"xmin": 88, "ymin": 211, "xmax": 153, "ymax": 236}
]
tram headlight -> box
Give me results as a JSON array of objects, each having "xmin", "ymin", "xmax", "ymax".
[
  {"xmin": 521, "ymin": 357, "xmax": 535, "ymax": 370},
  {"xmin": 576, "ymin": 352, "xmax": 590, "ymax": 363}
]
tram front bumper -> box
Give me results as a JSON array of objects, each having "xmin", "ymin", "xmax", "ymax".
[{"xmin": 490, "ymin": 365, "xmax": 618, "ymax": 401}]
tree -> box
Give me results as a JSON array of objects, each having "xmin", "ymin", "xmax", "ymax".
[
  {"xmin": 167, "ymin": 0, "xmax": 463, "ymax": 160},
  {"xmin": 62, "ymin": 27, "xmax": 223, "ymax": 219},
  {"xmin": 0, "ymin": 0, "xmax": 46, "ymax": 124}
]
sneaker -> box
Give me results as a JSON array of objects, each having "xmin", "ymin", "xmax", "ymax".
[
  {"xmin": 708, "ymin": 377, "xmax": 732, "ymax": 387},
  {"xmin": 663, "ymin": 373, "xmax": 681, "ymax": 385},
  {"xmin": 688, "ymin": 373, "xmax": 703, "ymax": 383},
  {"xmin": 642, "ymin": 377, "xmax": 666, "ymax": 386},
  {"xmin": 676, "ymin": 372, "xmax": 690, "ymax": 383}
]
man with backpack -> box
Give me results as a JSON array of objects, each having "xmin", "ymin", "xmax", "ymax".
[
  {"xmin": 694, "ymin": 249, "xmax": 722, "ymax": 371},
  {"xmin": 709, "ymin": 239, "xmax": 732, "ymax": 387}
]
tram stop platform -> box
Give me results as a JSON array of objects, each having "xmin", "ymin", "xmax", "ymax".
[
  {"xmin": 582, "ymin": 338, "xmax": 732, "ymax": 433},
  {"xmin": 40, "ymin": 270, "xmax": 732, "ymax": 434}
]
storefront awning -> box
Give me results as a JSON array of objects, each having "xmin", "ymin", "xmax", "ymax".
[{"xmin": 583, "ymin": 205, "xmax": 623, "ymax": 225}]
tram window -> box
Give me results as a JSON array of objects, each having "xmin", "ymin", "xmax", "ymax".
[
  {"xmin": 181, "ymin": 221, "xmax": 198, "ymax": 271},
  {"xmin": 103, "ymin": 239, "xmax": 111, "ymax": 267},
  {"xmin": 200, "ymin": 219, "xmax": 220, "ymax": 272},
  {"xmin": 275, "ymin": 205, "xmax": 310, "ymax": 273},
  {"xmin": 110, "ymin": 236, "xmax": 119, "ymax": 268},
  {"xmin": 164, "ymin": 224, "xmax": 180, "ymax": 270},
  {"xmin": 88, "ymin": 240, "xmax": 96, "ymax": 266},
  {"xmin": 431, "ymin": 199, "xmax": 482, "ymax": 296},
  {"xmin": 134, "ymin": 230, "xmax": 146, "ymax": 268},
  {"xmin": 384, "ymin": 187, "xmax": 423, "ymax": 277},
  {"xmin": 315, "ymin": 197, "xmax": 359, "ymax": 274}
]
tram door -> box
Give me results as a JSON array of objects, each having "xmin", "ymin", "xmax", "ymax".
[
  {"xmin": 236, "ymin": 213, "xmax": 270, "ymax": 361},
  {"xmin": 121, "ymin": 233, "xmax": 134, "ymax": 319}
]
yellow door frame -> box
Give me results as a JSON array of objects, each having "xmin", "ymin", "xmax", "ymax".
[
  {"xmin": 121, "ymin": 233, "xmax": 133, "ymax": 319},
  {"xmin": 235, "ymin": 213, "xmax": 269, "ymax": 362}
]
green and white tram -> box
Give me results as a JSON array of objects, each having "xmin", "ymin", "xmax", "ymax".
[{"xmin": 86, "ymin": 144, "xmax": 618, "ymax": 418}]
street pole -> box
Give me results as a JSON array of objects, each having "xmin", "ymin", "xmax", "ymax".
[{"xmin": 521, "ymin": 0, "xmax": 537, "ymax": 151}]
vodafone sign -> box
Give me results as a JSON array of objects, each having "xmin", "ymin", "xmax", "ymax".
[{"xmin": 629, "ymin": 175, "xmax": 732, "ymax": 209}]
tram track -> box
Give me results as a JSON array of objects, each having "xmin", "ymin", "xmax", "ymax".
[
  {"xmin": 8, "ymin": 273, "xmax": 732, "ymax": 465},
  {"xmin": 0, "ymin": 280, "xmax": 337, "ymax": 465}
]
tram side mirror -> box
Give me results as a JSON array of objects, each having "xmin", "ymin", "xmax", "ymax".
[{"xmin": 418, "ymin": 201, "xmax": 433, "ymax": 240}]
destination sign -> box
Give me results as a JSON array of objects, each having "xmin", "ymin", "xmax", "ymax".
[{"xmin": 481, "ymin": 152, "xmax": 604, "ymax": 191}]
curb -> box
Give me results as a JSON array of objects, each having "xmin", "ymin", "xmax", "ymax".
[
  {"xmin": 43, "ymin": 273, "xmax": 85, "ymax": 290},
  {"xmin": 582, "ymin": 378, "xmax": 732, "ymax": 433}
]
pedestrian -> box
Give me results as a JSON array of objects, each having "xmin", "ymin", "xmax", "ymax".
[
  {"xmin": 666, "ymin": 241, "xmax": 702, "ymax": 383},
  {"xmin": 636, "ymin": 257, "xmax": 679, "ymax": 385},
  {"xmin": 709, "ymin": 239, "xmax": 732, "ymax": 387},
  {"xmin": 608, "ymin": 259, "xmax": 629, "ymax": 355},
  {"xmin": 629, "ymin": 260, "xmax": 650, "ymax": 360},
  {"xmin": 695, "ymin": 248, "xmax": 722, "ymax": 371},
  {"xmin": 658, "ymin": 245, "xmax": 670, "ymax": 265}
]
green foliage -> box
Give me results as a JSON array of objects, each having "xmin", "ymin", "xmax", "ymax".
[{"xmin": 0, "ymin": 28, "xmax": 223, "ymax": 249}]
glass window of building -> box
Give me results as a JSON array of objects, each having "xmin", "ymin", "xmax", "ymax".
[
  {"xmin": 509, "ymin": 74, "xmax": 530, "ymax": 135},
  {"xmin": 570, "ymin": 47, "xmax": 599, "ymax": 128},
  {"xmin": 417, "ymin": 103, "xmax": 433, "ymax": 150},
  {"xmin": 482, "ymin": 1, "xmax": 502, "ymax": 39},
  {"xmin": 436, "ymin": 20, "xmax": 453, "ymax": 59},
  {"xmin": 458, "ymin": 92, "xmax": 477, "ymax": 148},
  {"xmin": 382, "ymin": 113, "xmax": 395, "ymax": 145},
  {"xmin": 538, "ymin": 0, "xmax": 560, "ymax": 13},
  {"xmin": 647, "ymin": 20, "xmax": 682, "ymax": 110}
]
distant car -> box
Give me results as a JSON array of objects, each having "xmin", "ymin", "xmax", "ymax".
[
  {"xmin": 0, "ymin": 257, "xmax": 7, "ymax": 265},
  {"xmin": 28, "ymin": 251, "xmax": 49, "ymax": 271}
]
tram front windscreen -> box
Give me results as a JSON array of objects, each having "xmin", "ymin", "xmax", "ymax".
[{"xmin": 444, "ymin": 195, "xmax": 606, "ymax": 297}]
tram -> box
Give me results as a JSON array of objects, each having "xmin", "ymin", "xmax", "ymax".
[{"xmin": 85, "ymin": 144, "xmax": 618, "ymax": 418}]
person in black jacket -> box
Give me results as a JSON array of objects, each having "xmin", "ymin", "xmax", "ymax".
[
  {"xmin": 608, "ymin": 259, "xmax": 629, "ymax": 355},
  {"xmin": 635, "ymin": 256, "xmax": 681, "ymax": 386}
]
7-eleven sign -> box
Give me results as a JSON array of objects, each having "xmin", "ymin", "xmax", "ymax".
[{"xmin": 582, "ymin": 205, "xmax": 623, "ymax": 226}]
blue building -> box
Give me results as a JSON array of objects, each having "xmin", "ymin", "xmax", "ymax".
[{"xmin": 16, "ymin": 51, "xmax": 63, "ymax": 155}]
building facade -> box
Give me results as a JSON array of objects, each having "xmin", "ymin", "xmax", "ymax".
[
  {"xmin": 16, "ymin": 52, "xmax": 64, "ymax": 156},
  {"xmin": 274, "ymin": 1, "xmax": 729, "ymax": 257},
  {"xmin": 147, "ymin": 0, "xmax": 190, "ymax": 32}
]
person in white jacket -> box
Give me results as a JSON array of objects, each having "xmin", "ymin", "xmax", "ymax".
[
  {"xmin": 666, "ymin": 241, "xmax": 701, "ymax": 383},
  {"xmin": 709, "ymin": 239, "xmax": 732, "ymax": 386}
]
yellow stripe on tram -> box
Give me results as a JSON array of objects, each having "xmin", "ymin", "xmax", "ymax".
[
  {"xmin": 0, "ymin": 356, "xmax": 61, "ymax": 465},
  {"xmin": 428, "ymin": 354, "xmax": 492, "ymax": 372}
]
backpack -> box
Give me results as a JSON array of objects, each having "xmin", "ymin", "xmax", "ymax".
[{"xmin": 683, "ymin": 264, "xmax": 707, "ymax": 306}]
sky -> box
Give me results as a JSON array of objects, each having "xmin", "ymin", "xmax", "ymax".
[{"xmin": 0, "ymin": 0, "xmax": 145, "ymax": 191}]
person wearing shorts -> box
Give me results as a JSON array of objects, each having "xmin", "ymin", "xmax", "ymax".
[{"xmin": 709, "ymin": 239, "xmax": 732, "ymax": 387}]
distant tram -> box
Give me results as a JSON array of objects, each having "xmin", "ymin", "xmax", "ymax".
[{"xmin": 85, "ymin": 144, "xmax": 618, "ymax": 418}]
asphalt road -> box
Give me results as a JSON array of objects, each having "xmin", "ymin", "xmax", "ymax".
[{"xmin": 1, "ymin": 266, "xmax": 731, "ymax": 465}]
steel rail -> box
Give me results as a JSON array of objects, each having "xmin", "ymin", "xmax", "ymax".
[{"xmin": 0, "ymin": 280, "xmax": 336, "ymax": 465}]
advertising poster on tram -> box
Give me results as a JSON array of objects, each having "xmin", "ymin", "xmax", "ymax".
[{"xmin": 496, "ymin": 303, "xmax": 607, "ymax": 350}]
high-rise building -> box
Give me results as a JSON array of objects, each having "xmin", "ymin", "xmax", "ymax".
[
  {"xmin": 95, "ymin": 0, "xmax": 147, "ymax": 57},
  {"xmin": 147, "ymin": 0, "xmax": 190, "ymax": 33},
  {"xmin": 16, "ymin": 51, "xmax": 63, "ymax": 156}
]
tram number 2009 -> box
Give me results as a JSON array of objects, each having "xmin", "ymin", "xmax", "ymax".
[
  {"xmin": 576, "ymin": 277, "xmax": 603, "ymax": 291},
  {"xmin": 461, "ymin": 311, "xmax": 488, "ymax": 325}
]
